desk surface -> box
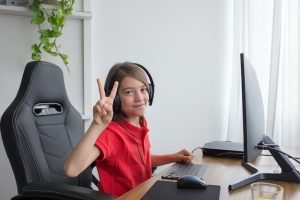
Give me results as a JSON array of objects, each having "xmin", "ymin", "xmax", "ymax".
[{"xmin": 117, "ymin": 148, "xmax": 300, "ymax": 200}]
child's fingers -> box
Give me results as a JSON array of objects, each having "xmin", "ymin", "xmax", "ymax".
[
  {"xmin": 109, "ymin": 81, "xmax": 119, "ymax": 99},
  {"xmin": 97, "ymin": 78, "xmax": 106, "ymax": 99}
]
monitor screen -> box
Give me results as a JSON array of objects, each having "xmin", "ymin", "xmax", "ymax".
[{"xmin": 240, "ymin": 53, "xmax": 265, "ymax": 163}]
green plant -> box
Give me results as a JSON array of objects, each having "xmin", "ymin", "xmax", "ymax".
[{"xmin": 30, "ymin": 0, "xmax": 75, "ymax": 70}]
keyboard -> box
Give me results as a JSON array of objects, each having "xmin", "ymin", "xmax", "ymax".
[{"xmin": 161, "ymin": 163, "xmax": 206, "ymax": 180}]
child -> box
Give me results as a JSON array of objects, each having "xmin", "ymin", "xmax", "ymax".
[{"xmin": 64, "ymin": 62, "xmax": 193, "ymax": 197}]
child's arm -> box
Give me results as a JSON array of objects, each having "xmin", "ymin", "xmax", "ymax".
[
  {"xmin": 64, "ymin": 79, "xmax": 118, "ymax": 177},
  {"xmin": 151, "ymin": 149, "xmax": 193, "ymax": 167},
  {"xmin": 64, "ymin": 122, "xmax": 104, "ymax": 177}
]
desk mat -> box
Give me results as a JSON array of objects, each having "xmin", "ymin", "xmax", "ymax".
[{"xmin": 141, "ymin": 180, "xmax": 220, "ymax": 200}]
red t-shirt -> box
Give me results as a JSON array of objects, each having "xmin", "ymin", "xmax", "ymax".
[{"xmin": 94, "ymin": 119, "xmax": 152, "ymax": 197}]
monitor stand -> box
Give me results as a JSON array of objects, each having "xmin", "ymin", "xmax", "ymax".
[{"xmin": 228, "ymin": 147, "xmax": 300, "ymax": 191}]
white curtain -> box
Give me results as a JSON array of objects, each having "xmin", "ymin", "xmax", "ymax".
[
  {"xmin": 227, "ymin": 0, "xmax": 300, "ymax": 147},
  {"xmin": 268, "ymin": 0, "xmax": 300, "ymax": 146}
]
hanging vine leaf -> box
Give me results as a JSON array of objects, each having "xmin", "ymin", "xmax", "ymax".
[{"xmin": 29, "ymin": 0, "xmax": 75, "ymax": 71}]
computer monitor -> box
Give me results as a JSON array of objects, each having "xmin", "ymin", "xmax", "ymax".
[
  {"xmin": 240, "ymin": 53, "xmax": 265, "ymax": 163},
  {"xmin": 228, "ymin": 53, "xmax": 300, "ymax": 191}
]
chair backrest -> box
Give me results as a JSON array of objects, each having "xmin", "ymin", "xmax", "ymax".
[{"xmin": 1, "ymin": 61, "xmax": 92, "ymax": 194}]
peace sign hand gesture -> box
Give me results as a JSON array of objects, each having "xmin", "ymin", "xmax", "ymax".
[{"xmin": 93, "ymin": 78, "xmax": 119, "ymax": 126}]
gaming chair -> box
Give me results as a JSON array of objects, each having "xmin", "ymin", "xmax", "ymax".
[{"xmin": 0, "ymin": 61, "xmax": 114, "ymax": 200}]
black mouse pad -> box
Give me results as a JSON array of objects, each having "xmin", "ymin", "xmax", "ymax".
[{"xmin": 141, "ymin": 180, "xmax": 220, "ymax": 200}]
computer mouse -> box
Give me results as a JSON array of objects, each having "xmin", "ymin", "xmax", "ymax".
[{"xmin": 177, "ymin": 175, "xmax": 207, "ymax": 189}]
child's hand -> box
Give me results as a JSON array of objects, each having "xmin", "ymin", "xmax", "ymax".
[
  {"xmin": 176, "ymin": 149, "xmax": 194, "ymax": 164},
  {"xmin": 93, "ymin": 78, "xmax": 118, "ymax": 126}
]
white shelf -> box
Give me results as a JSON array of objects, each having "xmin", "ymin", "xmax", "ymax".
[{"xmin": 0, "ymin": 4, "xmax": 92, "ymax": 19}]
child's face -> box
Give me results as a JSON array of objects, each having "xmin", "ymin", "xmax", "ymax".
[{"xmin": 118, "ymin": 76, "xmax": 149, "ymax": 121}]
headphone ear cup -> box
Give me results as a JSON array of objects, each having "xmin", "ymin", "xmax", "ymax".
[
  {"xmin": 104, "ymin": 83, "xmax": 109, "ymax": 97},
  {"xmin": 113, "ymin": 94, "xmax": 121, "ymax": 113}
]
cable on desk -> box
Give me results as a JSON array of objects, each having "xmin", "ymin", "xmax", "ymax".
[
  {"xmin": 191, "ymin": 146, "xmax": 203, "ymax": 153},
  {"xmin": 256, "ymin": 145, "xmax": 300, "ymax": 165}
]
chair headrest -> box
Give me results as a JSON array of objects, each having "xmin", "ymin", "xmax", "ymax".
[{"xmin": 17, "ymin": 61, "xmax": 69, "ymax": 109}]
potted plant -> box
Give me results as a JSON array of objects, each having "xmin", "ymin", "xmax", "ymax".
[{"xmin": 29, "ymin": 0, "xmax": 75, "ymax": 70}]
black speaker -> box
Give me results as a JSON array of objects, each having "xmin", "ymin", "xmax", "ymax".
[{"xmin": 104, "ymin": 62, "xmax": 155, "ymax": 113}]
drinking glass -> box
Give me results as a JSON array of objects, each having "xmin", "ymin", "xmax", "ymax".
[{"xmin": 251, "ymin": 182, "xmax": 284, "ymax": 200}]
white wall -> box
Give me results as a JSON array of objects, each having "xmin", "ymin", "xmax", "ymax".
[
  {"xmin": 91, "ymin": 0, "xmax": 234, "ymax": 157},
  {"xmin": 0, "ymin": 0, "xmax": 234, "ymax": 199},
  {"xmin": 0, "ymin": 4, "xmax": 85, "ymax": 199}
]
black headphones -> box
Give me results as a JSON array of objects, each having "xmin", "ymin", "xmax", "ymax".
[{"xmin": 104, "ymin": 62, "xmax": 155, "ymax": 113}]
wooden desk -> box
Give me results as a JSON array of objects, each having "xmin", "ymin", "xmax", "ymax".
[{"xmin": 117, "ymin": 148, "xmax": 300, "ymax": 200}]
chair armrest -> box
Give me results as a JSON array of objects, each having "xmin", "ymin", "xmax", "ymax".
[
  {"xmin": 90, "ymin": 161, "xmax": 99, "ymax": 187},
  {"xmin": 12, "ymin": 183, "xmax": 115, "ymax": 200}
]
